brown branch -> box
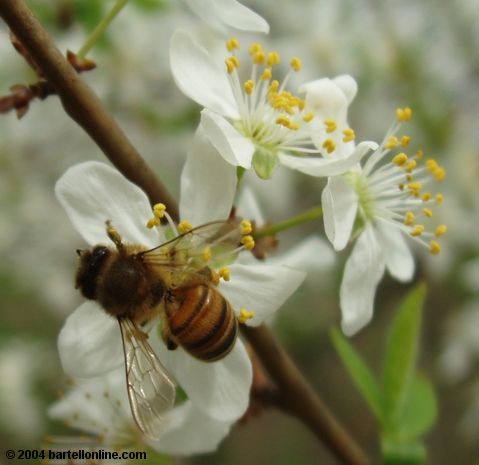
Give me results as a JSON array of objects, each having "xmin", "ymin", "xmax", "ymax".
[
  {"xmin": 0, "ymin": 0, "xmax": 178, "ymax": 218},
  {"xmin": 0, "ymin": 2, "xmax": 370, "ymax": 465}
]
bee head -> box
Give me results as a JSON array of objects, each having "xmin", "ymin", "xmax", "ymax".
[{"xmin": 75, "ymin": 245, "xmax": 110, "ymax": 300}]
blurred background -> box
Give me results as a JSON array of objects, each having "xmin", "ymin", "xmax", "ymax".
[{"xmin": 0, "ymin": 0, "xmax": 478, "ymax": 464}]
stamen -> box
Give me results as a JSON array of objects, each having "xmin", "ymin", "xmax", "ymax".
[
  {"xmin": 153, "ymin": 203, "xmax": 166, "ymax": 218},
  {"xmin": 422, "ymin": 192, "xmax": 431, "ymax": 201},
  {"xmin": 404, "ymin": 211, "xmax": 415, "ymax": 225},
  {"xmin": 261, "ymin": 68, "xmax": 272, "ymax": 80},
  {"xmin": 429, "ymin": 240, "xmax": 441, "ymax": 255},
  {"xmin": 385, "ymin": 136, "xmax": 399, "ymax": 149},
  {"xmin": 225, "ymin": 56, "xmax": 240, "ymax": 74},
  {"xmin": 303, "ymin": 112, "xmax": 314, "ymax": 122},
  {"xmin": 415, "ymin": 150, "xmax": 424, "ymax": 159},
  {"xmin": 241, "ymin": 235, "xmax": 255, "ymax": 250},
  {"xmin": 249, "ymin": 43, "xmax": 263, "ymax": 55},
  {"xmin": 401, "ymin": 135, "xmax": 411, "ymax": 147},
  {"xmin": 146, "ymin": 218, "xmax": 160, "ymax": 229},
  {"xmin": 393, "ymin": 152, "xmax": 408, "ymax": 166},
  {"xmin": 178, "ymin": 220, "xmax": 193, "ymax": 233},
  {"xmin": 226, "ymin": 38, "xmax": 240, "ymax": 52},
  {"xmin": 253, "ymin": 51, "xmax": 265, "ymax": 64},
  {"xmin": 405, "ymin": 160, "xmax": 417, "ymax": 172},
  {"xmin": 202, "ymin": 247, "xmax": 212, "ymax": 262},
  {"xmin": 244, "ymin": 80, "xmax": 254, "ymax": 95},
  {"xmin": 267, "ymin": 51, "xmax": 281, "ymax": 67},
  {"xmin": 322, "ymin": 138, "xmax": 336, "ymax": 154},
  {"xmin": 238, "ymin": 308, "xmax": 255, "ymax": 324},
  {"xmin": 324, "ymin": 119, "xmax": 337, "ymax": 133},
  {"xmin": 423, "ymin": 208, "xmax": 433, "ymax": 218},
  {"xmin": 410, "ymin": 224, "xmax": 425, "ymax": 236},
  {"xmin": 435, "ymin": 193, "xmax": 444, "ymax": 204},
  {"xmin": 342, "ymin": 128, "xmax": 355, "ymax": 142},
  {"xmin": 435, "ymin": 225, "xmax": 447, "ymax": 237},
  {"xmin": 290, "ymin": 57, "xmax": 302, "ymax": 71},
  {"xmin": 240, "ymin": 219, "xmax": 253, "ymax": 235},
  {"xmin": 219, "ymin": 267, "xmax": 231, "ymax": 281},
  {"xmin": 396, "ymin": 107, "xmax": 413, "ymax": 122}
]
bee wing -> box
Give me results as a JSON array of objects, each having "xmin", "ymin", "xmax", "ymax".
[
  {"xmin": 142, "ymin": 220, "xmax": 242, "ymax": 274},
  {"xmin": 118, "ymin": 318, "xmax": 176, "ymax": 441}
]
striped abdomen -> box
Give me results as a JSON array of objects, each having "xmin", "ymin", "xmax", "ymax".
[{"xmin": 167, "ymin": 285, "xmax": 238, "ymax": 362}]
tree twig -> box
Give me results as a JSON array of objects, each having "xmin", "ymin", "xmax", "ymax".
[
  {"xmin": 0, "ymin": 0, "xmax": 178, "ymax": 217},
  {"xmin": 0, "ymin": 2, "xmax": 370, "ymax": 464}
]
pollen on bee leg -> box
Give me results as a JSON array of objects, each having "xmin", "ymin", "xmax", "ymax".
[
  {"xmin": 211, "ymin": 271, "xmax": 220, "ymax": 285},
  {"xmin": 105, "ymin": 220, "xmax": 123, "ymax": 249},
  {"xmin": 238, "ymin": 308, "xmax": 255, "ymax": 324},
  {"xmin": 178, "ymin": 220, "xmax": 193, "ymax": 234}
]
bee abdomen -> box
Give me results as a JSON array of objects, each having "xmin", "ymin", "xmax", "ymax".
[{"xmin": 168, "ymin": 285, "xmax": 238, "ymax": 362}]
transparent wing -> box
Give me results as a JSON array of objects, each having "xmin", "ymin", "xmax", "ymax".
[
  {"xmin": 141, "ymin": 220, "xmax": 242, "ymax": 286},
  {"xmin": 119, "ymin": 318, "xmax": 176, "ymax": 441}
]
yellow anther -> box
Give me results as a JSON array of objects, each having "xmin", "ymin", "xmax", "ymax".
[
  {"xmin": 241, "ymin": 219, "xmax": 253, "ymax": 235},
  {"xmin": 241, "ymin": 235, "xmax": 255, "ymax": 250},
  {"xmin": 178, "ymin": 220, "xmax": 193, "ymax": 233},
  {"xmin": 423, "ymin": 208, "xmax": 433, "ymax": 218},
  {"xmin": 211, "ymin": 271, "xmax": 220, "ymax": 286},
  {"xmin": 393, "ymin": 152, "xmax": 408, "ymax": 166},
  {"xmin": 225, "ymin": 57, "xmax": 236, "ymax": 74},
  {"xmin": 435, "ymin": 193, "xmax": 444, "ymax": 204},
  {"xmin": 253, "ymin": 51, "xmax": 265, "ymax": 64},
  {"xmin": 230, "ymin": 56, "xmax": 240, "ymax": 67},
  {"xmin": 261, "ymin": 68, "xmax": 272, "ymax": 80},
  {"xmin": 406, "ymin": 160, "xmax": 417, "ymax": 172},
  {"xmin": 269, "ymin": 80, "xmax": 279, "ymax": 93},
  {"xmin": 303, "ymin": 112, "xmax": 314, "ymax": 123},
  {"xmin": 324, "ymin": 119, "xmax": 337, "ymax": 133},
  {"xmin": 433, "ymin": 166, "xmax": 446, "ymax": 181},
  {"xmin": 290, "ymin": 57, "xmax": 302, "ymax": 71},
  {"xmin": 219, "ymin": 267, "xmax": 231, "ymax": 281},
  {"xmin": 396, "ymin": 107, "xmax": 413, "ymax": 122},
  {"xmin": 404, "ymin": 211, "xmax": 415, "ymax": 226},
  {"xmin": 398, "ymin": 183, "xmax": 405, "ymax": 190},
  {"xmin": 146, "ymin": 218, "xmax": 160, "ymax": 229},
  {"xmin": 385, "ymin": 136, "xmax": 399, "ymax": 149},
  {"xmin": 406, "ymin": 174, "xmax": 413, "ymax": 182},
  {"xmin": 435, "ymin": 224, "xmax": 447, "ymax": 237},
  {"xmin": 202, "ymin": 247, "xmax": 212, "ymax": 262},
  {"xmin": 429, "ymin": 240, "xmax": 441, "ymax": 255},
  {"xmin": 267, "ymin": 51, "xmax": 281, "ymax": 66},
  {"xmin": 276, "ymin": 115, "xmax": 291, "ymax": 127},
  {"xmin": 153, "ymin": 202, "xmax": 166, "ymax": 219},
  {"xmin": 401, "ymin": 135, "xmax": 411, "ymax": 147},
  {"xmin": 422, "ymin": 192, "xmax": 431, "ymax": 201},
  {"xmin": 322, "ymin": 138, "xmax": 336, "ymax": 154},
  {"xmin": 244, "ymin": 80, "xmax": 254, "ymax": 95},
  {"xmin": 249, "ymin": 43, "xmax": 263, "ymax": 56},
  {"xmin": 408, "ymin": 181, "xmax": 422, "ymax": 191},
  {"xmin": 410, "ymin": 224, "xmax": 425, "ymax": 237},
  {"xmin": 342, "ymin": 128, "xmax": 355, "ymax": 142},
  {"xmin": 238, "ymin": 308, "xmax": 255, "ymax": 324},
  {"xmin": 425, "ymin": 159, "xmax": 438, "ymax": 171},
  {"xmin": 226, "ymin": 38, "xmax": 240, "ymax": 52},
  {"xmin": 415, "ymin": 149, "xmax": 424, "ymax": 159}
]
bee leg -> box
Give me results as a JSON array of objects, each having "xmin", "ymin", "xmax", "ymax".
[
  {"xmin": 159, "ymin": 307, "xmax": 177, "ymax": 351},
  {"xmin": 105, "ymin": 220, "xmax": 123, "ymax": 251}
]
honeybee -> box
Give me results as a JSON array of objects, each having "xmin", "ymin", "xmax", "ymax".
[{"xmin": 75, "ymin": 220, "xmax": 242, "ymax": 440}]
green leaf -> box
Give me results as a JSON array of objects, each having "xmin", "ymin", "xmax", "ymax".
[
  {"xmin": 330, "ymin": 328, "xmax": 384, "ymax": 424},
  {"xmin": 134, "ymin": 0, "xmax": 168, "ymax": 11},
  {"xmin": 382, "ymin": 284, "xmax": 426, "ymax": 428},
  {"xmin": 396, "ymin": 374, "xmax": 438, "ymax": 439},
  {"xmin": 381, "ymin": 438, "xmax": 427, "ymax": 465}
]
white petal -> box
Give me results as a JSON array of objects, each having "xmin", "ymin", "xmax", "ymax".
[
  {"xmin": 200, "ymin": 109, "xmax": 254, "ymax": 168},
  {"xmin": 332, "ymin": 75, "xmax": 358, "ymax": 105},
  {"xmin": 279, "ymin": 141, "xmax": 378, "ymax": 177},
  {"xmin": 55, "ymin": 162, "xmax": 159, "ymax": 247},
  {"xmin": 235, "ymin": 186, "xmax": 265, "ymax": 224},
  {"xmin": 184, "ymin": 0, "xmax": 269, "ymax": 34},
  {"xmin": 154, "ymin": 401, "xmax": 231, "ymax": 455},
  {"xmin": 321, "ymin": 176, "xmax": 358, "ymax": 251},
  {"xmin": 221, "ymin": 264, "xmax": 306, "ymax": 326},
  {"xmin": 58, "ymin": 302, "xmax": 124, "ymax": 378},
  {"xmin": 375, "ymin": 221, "xmax": 415, "ymax": 282},
  {"xmin": 340, "ymin": 227, "xmax": 386, "ymax": 336},
  {"xmin": 155, "ymin": 338, "xmax": 252, "ymax": 422},
  {"xmin": 269, "ymin": 235, "xmax": 335, "ymax": 272},
  {"xmin": 180, "ymin": 127, "xmax": 237, "ymax": 224},
  {"xmin": 170, "ymin": 31, "xmax": 238, "ymax": 119}
]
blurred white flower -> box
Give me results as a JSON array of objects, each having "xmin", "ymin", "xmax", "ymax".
[
  {"xmin": 54, "ymin": 148, "xmax": 304, "ymax": 448},
  {"xmin": 183, "ymin": 0, "xmax": 269, "ymax": 35},
  {"xmin": 49, "ymin": 367, "xmax": 233, "ymax": 456},
  {"xmin": 170, "ymin": 31, "xmax": 370, "ymax": 179},
  {"xmin": 318, "ymin": 109, "xmax": 447, "ymax": 335}
]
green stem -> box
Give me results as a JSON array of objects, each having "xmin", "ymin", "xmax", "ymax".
[
  {"xmin": 76, "ymin": 0, "xmax": 130, "ymax": 59},
  {"xmin": 254, "ymin": 205, "xmax": 323, "ymax": 239}
]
